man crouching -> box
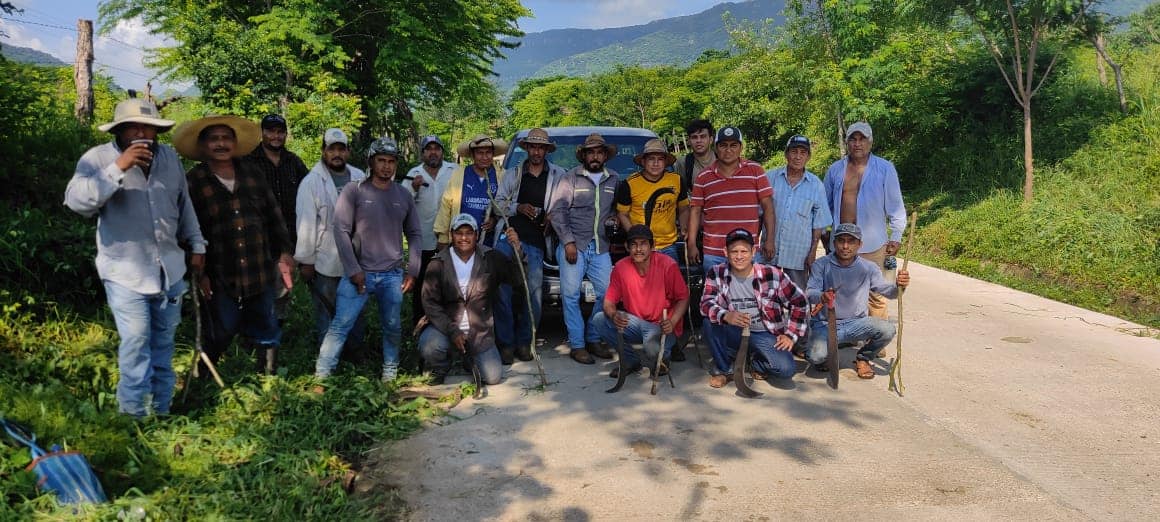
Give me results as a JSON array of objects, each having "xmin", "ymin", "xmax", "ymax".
[{"xmin": 418, "ymin": 214, "xmax": 526, "ymax": 385}]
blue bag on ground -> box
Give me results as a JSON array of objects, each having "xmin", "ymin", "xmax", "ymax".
[{"xmin": 2, "ymin": 417, "xmax": 108, "ymax": 505}]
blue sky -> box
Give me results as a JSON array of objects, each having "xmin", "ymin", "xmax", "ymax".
[{"xmin": 2, "ymin": 1, "xmax": 734, "ymax": 90}]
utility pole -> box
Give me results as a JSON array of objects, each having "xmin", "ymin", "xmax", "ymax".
[{"xmin": 74, "ymin": 19, "xmax": 94, "ymax": 122}]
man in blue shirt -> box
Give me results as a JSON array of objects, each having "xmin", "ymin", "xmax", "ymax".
[{"xmin": 765, "ymin": 134, "xmax": 831, "ymax": 292}]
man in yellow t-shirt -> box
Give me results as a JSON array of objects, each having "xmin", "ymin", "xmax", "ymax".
[{"xmin": 615, "ymin": 138, "xmax": 690, "ymax": 262}]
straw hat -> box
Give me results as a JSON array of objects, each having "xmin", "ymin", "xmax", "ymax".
[
  {"xmin": 517, "ymin": 128, "xmax": 557, "ymax": 153},
  {"xmin": 456, "ymin": 135, "xmax": 509, "ymax": 157},
  {"xmin": 633, "ymin": 138, "xmax": 676, "ymax": 167},
  {"xmin": 172, "ymin": 115, "xmax": 261, "ymax": 160},
  {"xmin": 98, "ymin": 98, "xmax": 175, "ymax": 133},
  {"xmin": 574, "ymin": 133, "xmax": 617, "ymax": 162}
]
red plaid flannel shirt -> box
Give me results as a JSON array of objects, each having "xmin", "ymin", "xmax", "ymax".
[{"xmin": 699, "ymin": 262, "xmax": 809, "ymax": 341}]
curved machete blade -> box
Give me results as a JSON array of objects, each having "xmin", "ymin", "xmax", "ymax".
[
  {"xmin": 826, "ymin": 291, "xmax": 839, "ymax": 390},
  {"xmin": 606, "ymin": 330, "xmax": 629, "ymax": 393},
  {"xmin": 732, "ymin": 327, "xmax": 762, "ymax": 398}
]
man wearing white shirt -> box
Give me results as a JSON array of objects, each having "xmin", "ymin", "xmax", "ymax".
[{"xmin": 403, "ymin": 135, "xmax": 457, "ymax": 321}]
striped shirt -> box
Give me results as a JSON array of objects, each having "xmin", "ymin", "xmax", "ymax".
[{"xmin": 691, "ymin": 159, "xmax": 772, "ymax": 257}]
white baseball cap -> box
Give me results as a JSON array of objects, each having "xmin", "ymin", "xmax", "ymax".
[
  {"xmin": 845, "ymin": 121, "xmax": 873, "ymax": 141},
  {"xmin": 323, "ymin": 128, "xmax": 348, "ymax": 147}
]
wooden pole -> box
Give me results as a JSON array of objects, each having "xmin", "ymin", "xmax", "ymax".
[
  {"xmin": 74, "ymin": 19, "xmax": 95, "ymax": 122},
  {"xmin": 888, "ymin": 212, "xmax": 918, "ymax": 396}
]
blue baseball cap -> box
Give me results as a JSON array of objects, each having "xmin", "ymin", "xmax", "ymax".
[
  {"xmin": 419, "ymin": 135, "xmax": 444, "ymax": 150},
  {"xmin": 785, "ymin": 134, "xmax": 811, "ymax": 151}
]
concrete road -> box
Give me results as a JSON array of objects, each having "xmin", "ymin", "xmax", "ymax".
[{"xmin": 362, "ymin": 262, "xmax": 1160, "ymax": 521}]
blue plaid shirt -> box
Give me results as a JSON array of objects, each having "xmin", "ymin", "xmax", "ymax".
[{"xmin": 763, "ymin": 167, "xmax": 831, "ymax": 270}]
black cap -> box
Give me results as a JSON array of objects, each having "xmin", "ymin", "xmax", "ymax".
[
  {"xmin": 715, "ymin": 126, "xmax": 743, "ymax": 144},
  {"xmin": 725, "ymin": 228, "xmax": 755, "ymax": 246},
  {"xmin": 261, "ymin": 114, "xmax": 287, "ymax": 130},
  {"xmin": 625, "ymin": 224, "xmax": 654, "ymax": 244},
  {"xmin": 785, "ymin": 134, "xmax": 811, "ymax": 150}
]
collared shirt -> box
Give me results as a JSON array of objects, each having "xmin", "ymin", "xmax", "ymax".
[
  {"xmin": 548, "ymin": 166, "xmax": 620, "ymax": 254},
  {"xmin": 187, "ymin": 160, "xmax": 293, "ymax": 300},
  {"xmin": 823, "ymin": 153, "xmax": 906, "ymax": 253},
  {"xmin": 690, "ymin": 159, "xmax": 773, "ymax": 257},
  {"xmin": 64, "ymin": 140, "xmax": 206, "ymax": 295},
  {"xmin": 403, "ymin": 160, "xmax": 458, "ymax": 251},
  {"xmin": 700, "ymin": 263, "xmax": 809, "ymax": 341},
  {"xmin": 765, "ymin": 167, "xmax": 831, "ymax": 270},
  {"xmin": 246, "ymin": 145, "xmax": 308, "ymax": 242}
]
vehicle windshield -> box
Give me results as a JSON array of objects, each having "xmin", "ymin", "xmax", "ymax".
[{"xmin": 503, "ymin": 133, "xmax": 655, "ymax": 179}]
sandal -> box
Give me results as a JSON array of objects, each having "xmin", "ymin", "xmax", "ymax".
[
  {"xmin": 855, "ymin": 359, "xmax": 874, "ymax": 379},
  {"xmin": 708, "ymin": 374, "xmax": 730, "ymax": 388}
]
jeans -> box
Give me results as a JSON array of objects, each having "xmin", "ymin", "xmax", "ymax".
[
  {"xmin": 557, "ymin": 240, "xmax": 612, "ymax": 349},
  {"xmin": 104, "ymin": 279, "xmax": 187, "ymax": 417},
  {"xmin": 494, "ymin": 240, "xmax": 544, "ymax": 350},
  {"xmin": 704, "ymin": 321, "xmax": 796, "ymax": 378},
  {"xmin": 656, "ymin": 244, "xmax": 680, "ymax": 263},
  {"xmin": 309, "ymin": 275, "xmax": 366, "ymax": 349},
  {"xmin": 205, "ymin": 285, "xmax": 281, "ymax": 362},
  {"xmin": 418, "ymin": 327, "xmax": 504, "ymax": 385},
  {"xmin": 806, "ymin": 316, "xmax": 896, "ymax": 365},
  {"xmin": 592, "ymin": 311, "xmax": 676, "ymax": 369},
  {"xmin": 315, "ymin": 269, "xmax": 404, "ymax": 379}
]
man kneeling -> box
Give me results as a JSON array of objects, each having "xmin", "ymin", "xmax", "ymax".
[
  {"xmin": 592, "ymin": 225, "xmax": 689, "ymax": 379},
  {"xmin": 701, "ymin": 229, "xmax": 809, "ymax": 388},
  {"xmin": 806, "ymin": 223, "xmax": 910, "ymax": 379},
  {"xmin": 419, "ymin": 214, "xmax": 525, "ymax": 385}
]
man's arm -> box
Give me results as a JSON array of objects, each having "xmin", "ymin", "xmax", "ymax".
[
  {"xmin": 547, "ymin": 173, "xmax": 575, "ymax": 246},
  {"xmin": 402, "ymin": 196, "xmax": 423, "ymax": 290},
  {"xmin": 614, "ymin": 181, "xmax": 633, "ymax": 231},
  {"xmin": 292, "ymin": 177, "xmax": 320, "ymax": 266},
  {"xmin": 333, "ymin": 184, "xmax": 362, "ymax": 278},
  {"xmin": 882, "ymin": 160, "xmax": 907, "ymax": 255},
  {"xmin": 176, "ymin": 169, "xmax": 207, "ymax": 270},
  {"xmin": 699, "ymin": 266, "xmax": 729, "ymax": 325},
  {"xmin": 63, "ymin": 148, "xmax": 129, "ymax": 217},
  {"xmin": 759, "ymin": 195, "xmax": 776, "ymax": 260},
  {"xmin": 420, "ymin": 258, "xmax": 457, "ymax": 335},
  {"xmin": 765, "ymin": 268, "xmax": 809, "ymax": 341}
]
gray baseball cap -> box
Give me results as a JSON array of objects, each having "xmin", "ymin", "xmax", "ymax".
[
  {"xmin": 450, "ymin": 213, "xmax": 478, "ymax": 232},
  {"xmin": 832, "ymin": 223, "xmax": 862, "ymax": 240}
]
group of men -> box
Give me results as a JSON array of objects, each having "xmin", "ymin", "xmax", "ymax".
[{"xmin": 66, "ymin": 97, "xmax": 910, "ymax": 418}]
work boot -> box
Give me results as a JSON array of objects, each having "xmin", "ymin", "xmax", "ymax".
[
  {"xmin": 499, "ymin": 345, "xmax": 515, "ymax": 365},
  {"xmin": 587, "ymin": 341, "xmax": 613, "ymax": 359},
  {"xmin": 514, "ymin": 344, "xmax": 534, "ymax": 362},
  {"xmin": 570, "ymin": 348, "xmax": 594, "ymax": 365}
]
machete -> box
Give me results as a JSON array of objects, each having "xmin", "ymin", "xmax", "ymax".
[
  {"xmin": 732, "ymin": 325, "xmax": 762, "ymax": 398},
  {"xmin": 606, "ymin": 318, "xmax": 630, "ymax": 393},
  {"xmin": 825, "ymin": 288, "xmax": 839, "ymax": 390}
]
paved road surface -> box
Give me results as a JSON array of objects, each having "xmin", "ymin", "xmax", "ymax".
[{"xmin": 362, "ymin": 262, "xmax": 1160, "ymax": 521}]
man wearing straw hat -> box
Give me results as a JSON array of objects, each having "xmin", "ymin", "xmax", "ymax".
[
  {"xmin": 434, "ymin": 135, "xmax": 509, "ymax": 251},
  {"xmin": 492, "ymin": 128, "xmax": 564, "ymax": 364},
  {"xmin": 615, "ymin": 137, "xmax": 690, "ymax": 262},
  {"xmin": 65, "ymin": 98, "xmax": 207, "ymax": 418},
  {"xmin": 176, "ymin": 115, "xmax": 295, "ymax": 376}
]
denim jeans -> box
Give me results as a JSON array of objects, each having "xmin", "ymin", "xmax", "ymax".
[
  {"xmin": 417, "ymin": 327, "xmax": 504, "ymax": 385},
  {"xmin": 104, "ymin": 279, "xmax": 187, "ymax": 417},
  {"xmin": 704, "ymin": 321, "xmax": 796, "ymax": 378},
  {"xmin": 315, "ymin": 269, "xmax": 403, "ymax": 379},
  {"xmin": 557, "ymin": 240, "xmax": 611, "ymax": 349},
  {"xmin": 205, "ymin": 285, "xmax": 281, "ymax": 362},
  {"xmin": 592, "ymin": 311, "xmax": 676, "ymax": 369},
  {"xmin": 656, "ymin": 244, "xmax": 680, "ymax": 264},
  {"xmin": 309, "ymin": 274, "xmax": 366, "ymax": 349},
  {"xmin": 494, "ymin": 239, "xmax": 544, "ymax": 350},
  {"xmin": 806, "ymin": 316, "xmax": 896, "ymax": 365}
]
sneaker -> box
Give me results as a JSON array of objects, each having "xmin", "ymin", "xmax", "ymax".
[
  {"xmin": 570, "ymin": 348, "xmax": 595, "ymax": 365},
  {"xmin": 587, "ymin": 341, "xmax": 613, "ymax": 359}
]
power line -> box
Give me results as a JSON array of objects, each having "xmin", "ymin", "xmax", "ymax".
[{"xmin": 1, "ymin": 16, "xmax": 149, "ymax": 51}]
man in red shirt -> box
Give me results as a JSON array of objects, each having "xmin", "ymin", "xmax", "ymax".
[
  {"xmin": 686, "ymin": 126, "xmax": 776, "ymax": 273},
  {"xmin": 592, "ymin": 225, "xmax": 690, "ymax": 378}
]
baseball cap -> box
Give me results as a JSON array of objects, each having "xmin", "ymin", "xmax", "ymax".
[
  {"xmin": 419, "ymin": 135, "xmax": 444, "ymax": 150},
  {"xmin": 260, "ymin": 114, "xmax": 287, "ymax": 130},
  {"xmin": 323, "ymin": 128, "xmax": 348, "ymax": 147},
  {"xmin": 786, "ymin": 134, "xmax": 811, "ymax": 150},
  {"xmin": 625, "ymin": 224, "xmax": 654, "ymax": 244},
  {"xmin": 450, "ymin": 213, "xmax": 478, "ymax": 232},
  {"xmin": 832, "ymin": 223, "xmax": 862, "ymax": 240},
  {"xmin": 366, "ymin": 137, "xmax": 401, "ymax": 160},
  {"xmin": 725, "ymin": 228, "xmax": 755, "ymax": 246},
  {"xmin": 715, "ymin": 126, "xmax": 743, "ymax": 144},
  {"xmin": 845, "ymin": 121, "xmax": 873, "ymax": 140}
]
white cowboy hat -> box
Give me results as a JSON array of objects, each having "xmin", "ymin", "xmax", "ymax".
[{"xmin": 98, "ymin": 98, "xmax": 175, "ymax": 133}]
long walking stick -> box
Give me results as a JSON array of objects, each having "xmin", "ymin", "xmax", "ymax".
[
  {"xmin": 888, "ymin": 212, "xmax": 918, "ymax": 396},
  {"xmin": 680, "ymin": 244, "xmax": 706, "ymax": 370},
  {"xmin": 506, "ymin": 225, "xmax": 548, "ymax": 387},
  {"xmin": 181, "ymin": 278, "xmax": 225, "ymax": 403}
]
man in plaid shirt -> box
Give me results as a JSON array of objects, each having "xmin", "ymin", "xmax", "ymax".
[
  {"xmin": 178, "ymin": 115, "xmax": 295, "ymax": 376},
  {"xmin": 700, "ymin": 229, "xmax": 809, "ymax": 388}
]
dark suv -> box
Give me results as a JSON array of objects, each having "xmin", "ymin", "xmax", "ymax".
[{"xmin": 502, "ymin": 127, "xmax": 704, "ymax": 318}]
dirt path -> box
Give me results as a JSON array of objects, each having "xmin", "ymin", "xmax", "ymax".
[{"xmin": 360, "ymin": 262, "xmax": 1160, "ymax": 521}]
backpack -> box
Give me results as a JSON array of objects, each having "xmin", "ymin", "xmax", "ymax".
[{"xmin": 2, "ymin": 417, "xmax": 108, "ymax": 505}]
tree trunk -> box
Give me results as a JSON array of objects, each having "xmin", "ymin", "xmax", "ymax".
[
  {"xmin": 73, "ymin": 19, "xmax": 94, "ymax": 122},
  {"xmin": 836, "ymin": 109, "xmax": 846, "ymax": 156},
  {"xmin": 1094, "ymin": 34, "xmax": 1107, "ymax": 85},
  {"xmin": 1022, "ymin": 103, "xmax": 1034, "ymax": 204},
  {"xmin": 1091, "ymin": 34, "xmax": 1128, "ymax": 115}
]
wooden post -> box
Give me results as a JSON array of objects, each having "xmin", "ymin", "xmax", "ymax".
[{"xmin": 74, "ymin": 19, "xmax": 94, "ymax": 122}]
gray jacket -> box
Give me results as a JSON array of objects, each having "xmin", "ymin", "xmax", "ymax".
[
  {"xmin": 548, "ymin": 166, "xmax": 619, "ymax": 254},
  {"xmin": 494, "ymin": 160, "xmax": 566, "ymax": 231}
]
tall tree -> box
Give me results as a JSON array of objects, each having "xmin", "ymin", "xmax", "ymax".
[{"xmin": 1076, "ymin": 1, "xmax": 1126, "ymax": 114}]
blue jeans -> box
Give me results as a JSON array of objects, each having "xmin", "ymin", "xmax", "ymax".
[
  {"xmin": 494, "ymin": 240, "xmax": 544, "ymax": 350},
  {"xmin": 417, "ymin": 327, "xmax": 504, "ymax": 385},
  {"xmin": 657, "ymin": 244, "xmax": 680, "ymax": 263},
  {"xmin": 309, "ymin": 274, "xmax": 366, "ymax": 349},
  {"xmin": 205, "ymin": 285, "xmax": 281, "ymax": 360},
  {"xmin": 315, "ymin": 269, "xmax": 403, "ymax": 379},
  {"xmin": 704, "ymin": 321, "xmax": 796, "ymax": 378},
  {"xmin": 104, "ymin": 279, "xmax": 187, "ymax": 417},
  {"xmin": 592, "ymin": 311, "xmax": 676, "ymax": 369},
  {"xmin": 806, "ymin": 316, "xmax": 896, "ymax": 365},
  {"xmin": 557, "ymin": 240, "xmax": 612, "ymax": 349}
]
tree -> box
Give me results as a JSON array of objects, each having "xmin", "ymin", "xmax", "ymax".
[
  {"xmin": 1076, "ymin": 1, "xmax": 1126, "ymax": 114},
  {"xmin": 1125, "ymin": 3, "xmax": 1160, "ymax": 47}
]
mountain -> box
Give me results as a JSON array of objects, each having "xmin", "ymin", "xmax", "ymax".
[
  {"xmin": 494, "ymin": 0, "xmax": 786, "ymax": 89},
  {"xmin": 0, "ymin": 44, "xmax": 66, "ymax": 66}
]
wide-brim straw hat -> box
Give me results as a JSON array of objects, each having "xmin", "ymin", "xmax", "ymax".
[
  {"xmin": 456, "ymin": 135, "xmax": 509, "ymax": 157},
  {"xmin": 172, "ymin": 115, "xmax": 262, "ymax": 161},
  {"xmin": 633, "ymin": 138, "xmax": 676, "ymax": 167},
  {"xmin": 574, "ymin": 133, "xmax": 617, "ymax": 162},
  {"xmin": 517, "ymin": 128, "xmax": 557, "ymax": 153},
  {"xmin": 98, "ymin": 98, "xmax": 175, "ymax": 133}
]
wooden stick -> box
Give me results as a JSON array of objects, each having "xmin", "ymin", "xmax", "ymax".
[{"xmin": 888, "ymin": 212, "xmax": 919, "ymax": 396}]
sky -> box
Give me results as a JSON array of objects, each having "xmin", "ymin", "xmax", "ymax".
[{"xmin": 1, "ymin": 0, "xmax": 735, "ymax": 91}]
